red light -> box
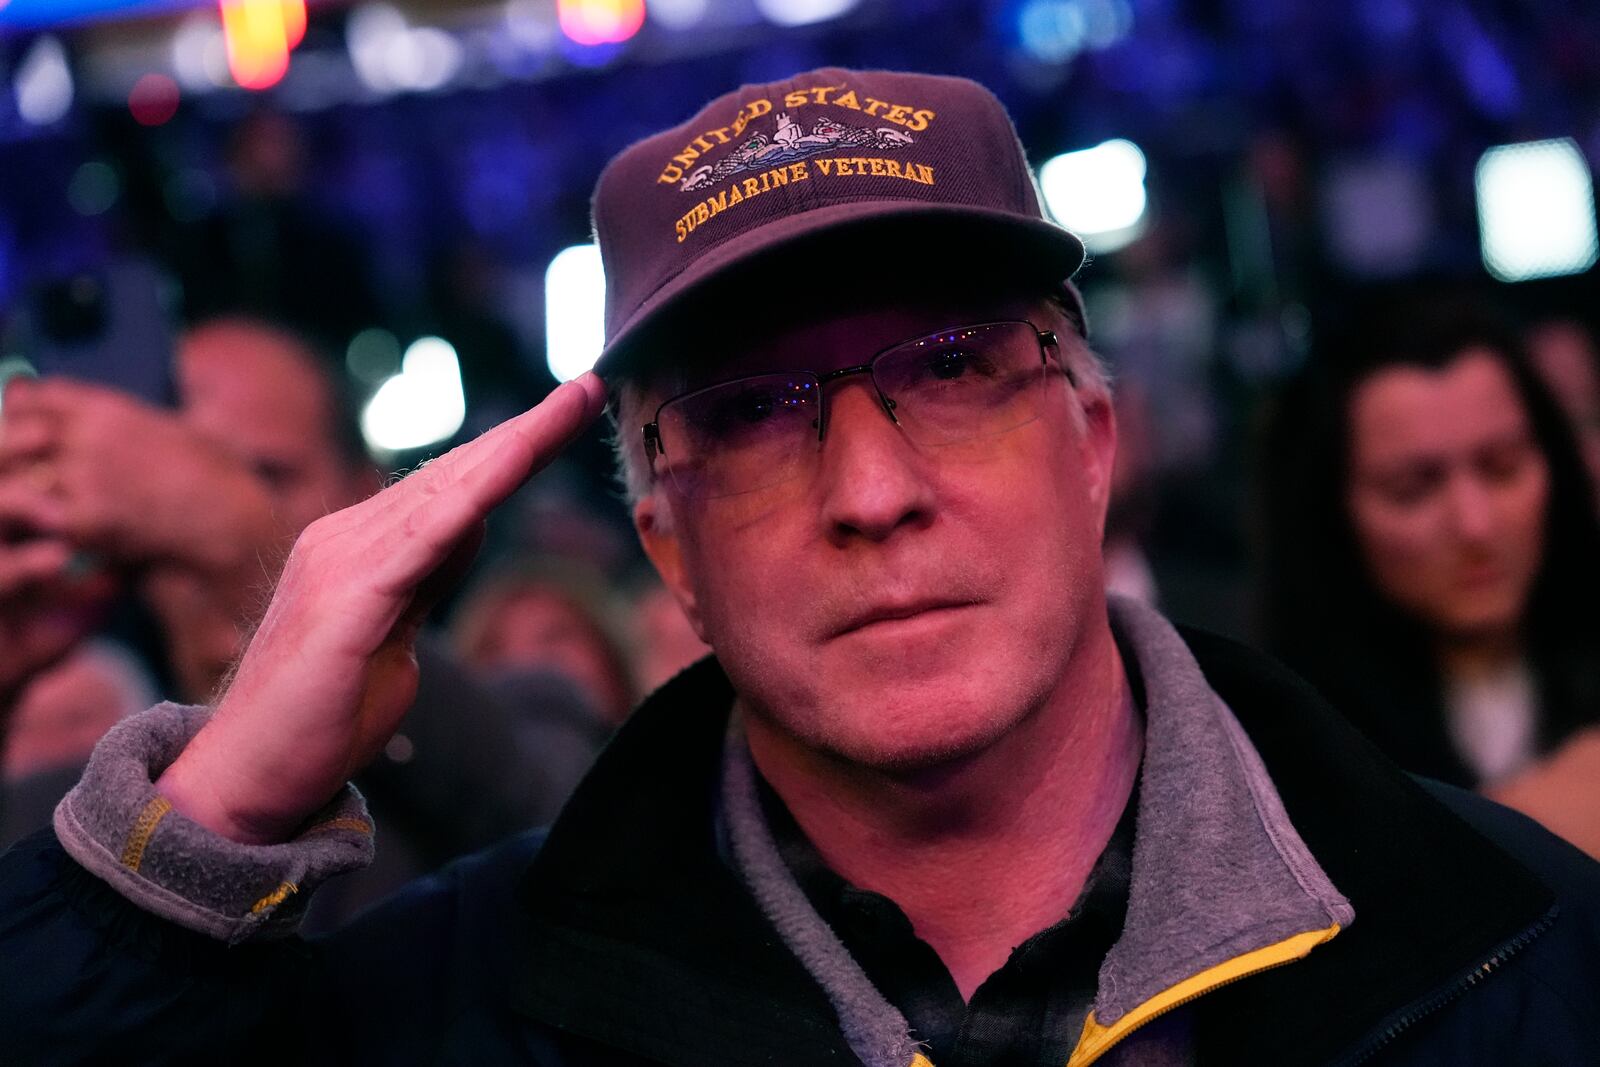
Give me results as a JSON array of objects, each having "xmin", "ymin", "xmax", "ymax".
[
  {"xmin": 220, "ymin": 0, "xmax": 306, "ymax": 90},
  {"xmin": 129, "ymin": 73, "xmax": 180, "ymax": 126},
  {"xmin": 557, "ymin": 0, "xmax": 646, "ymax": 46}
]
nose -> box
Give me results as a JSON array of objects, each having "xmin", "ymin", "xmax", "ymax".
[
  {"xmin": 813, "ymin": 377, "xmax": 935, "ymax": 544},
  {"xmin": 1445, "ymin": 472, "xmax": 1498, "ymax": 544}
]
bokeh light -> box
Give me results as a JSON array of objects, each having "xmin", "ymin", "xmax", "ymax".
[
  {"xmin": 128, "ymin": 73, "xmax": 180, "ymax": 126},
  {"xmin": 14, "ymin": 35, "xmax": 74, "ymax": 127},
  {"xmin": 647, "ymin": 0, "xmax": 709, "ymax": 30},
  {"xmin": 556, "ymin": 0, "xmax": 646, "ymax": 46},
  {"xmin": 173, "ymin": 12, "xmax": 233, "ymax": 91},
  {"xmin": 361, "ymin": 336, "xmax": 467, "ymax": 453},
  {"xmin": 545, "ymin": 244, "xmax": 606, "ymax": 383},
  {"xmin": 1016, "ymin": 0, "xmax": 1132, "ymax": 64},
  {"xmin": 67, "ymin": 161, "xmax": 120, "ymax": 216},
  {"xmin": 1476, "ymin": 138, "xmax": 1598, "ymax": 283},
  {"xmin": 220, "ymin": 0, "xmax": 305, "ymax": 91},
  {"xmin": 348, "ymin": 3, "xmax": 464, "ymax": 94},
  {"xmin": 753, "ymin": 0, "xmax": 859, "ymax": 28},
  {"xmin": 346, "ymin": 327, "xmax": 403, "ymax": 385},
  {"xmin": 1039, "ymin": 138, "xmax": 1149, "ymax": 253}
]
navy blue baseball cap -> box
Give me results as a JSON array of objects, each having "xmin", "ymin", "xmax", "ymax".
[{"xmin": 591, "ymin": 68, "xmax": 1087, "ymax": 379}]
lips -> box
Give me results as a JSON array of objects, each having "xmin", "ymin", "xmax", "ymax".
[{"xmin": 827, "ymin": 597, "xmax": 978, "ymax": 638}]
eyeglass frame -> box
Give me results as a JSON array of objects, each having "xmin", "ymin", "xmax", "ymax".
[{"xmin": 639, "ymin": 319, "xmax": 1075, "ymax": 480}]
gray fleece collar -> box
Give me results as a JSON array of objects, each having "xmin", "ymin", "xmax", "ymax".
[
  {"xmin": 722, "ymin": 738, "xmax": 927, "ymax": 1067},
  {"xmin": 721, "ymin": 599, "xmax": 1353, "ymax": 1065},
  {"xmin": 1097, "ymin": 597, "xmax": 1355, "ymax": 1024}
]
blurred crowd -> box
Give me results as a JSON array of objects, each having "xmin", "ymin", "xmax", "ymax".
[
  {"xmin": 3, "ymin": 97, "xmax": 1600, "ymax": 926},
  {"xmin": 0, "ymin": 311, "xmax": 709, "ymax": 928}
]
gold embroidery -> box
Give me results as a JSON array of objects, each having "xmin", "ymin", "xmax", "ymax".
[
  {"xmin": 306, "ymin": 817, "xmax": 374, "ymax": 835},
  {"xmin": 120, "ymin": 796, "xmax": 173, "ymax": 872},
  {"xmin": 250, "ymin": 881, "xmax": 299, "ymax": 914}
]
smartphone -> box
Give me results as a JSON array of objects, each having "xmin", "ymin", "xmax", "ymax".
[{"xmin": 13, "ymin": 257, "xmax": 177, "ymax": 408}]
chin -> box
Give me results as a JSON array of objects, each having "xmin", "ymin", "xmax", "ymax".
[
  {"xmin": 799, "ymin": 671, "xmax": 1048, "ymax": 775},
  {"xmin": 1431, "ymin": 599, "xmax": 1525, "ymax": 641}
]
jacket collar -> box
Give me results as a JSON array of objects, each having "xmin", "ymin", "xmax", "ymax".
[
  {"xmin": 510, "ymin": 623, "xmax": 1553, "ymax": 1066},
  {"xmin": 1177, "ymin": 625, "xmax": 1554, "ymax": 1064},
  {"xmin": 511, "ymin": 659, "xmax": 856, "ymax": 1066}
]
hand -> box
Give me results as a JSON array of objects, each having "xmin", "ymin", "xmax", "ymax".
[
  {"xmin": 0, "ymin": 377, "xmax": 283, "ymax": 575},
  {"xmin": 156, "ymin": 374, "xmax": 608, "ymax": 844},
  {"xmin": 0, "ymin": 538, "xmax": 118, "ymax": 708}
]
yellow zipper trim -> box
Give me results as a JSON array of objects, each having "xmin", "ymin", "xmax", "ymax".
[{"xmin": 1064, "ymin": 922, "xmax": 1343, "ymax": 1067}]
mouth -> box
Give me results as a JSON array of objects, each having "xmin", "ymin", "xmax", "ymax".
[
  {"xmin": 1454, "ymin": 560, "xmax": 1508, "ymax": 588},
  {"xmin": 829, "ymin": 598, "xmax": 979, "ymax": 639}
]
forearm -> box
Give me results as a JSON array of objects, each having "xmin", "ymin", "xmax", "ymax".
[
  {"xmin": 0, "ymin": 830, "xmax": 312, "ymax": 1062},
  {"xmin": 0, "ymin": 702, "xmax": 372, "ymax": 1061}
]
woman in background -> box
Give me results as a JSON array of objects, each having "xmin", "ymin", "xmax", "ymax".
[{"xmin": 1261, "ymin": 298, "xmax": 1600, "ymax": 854}]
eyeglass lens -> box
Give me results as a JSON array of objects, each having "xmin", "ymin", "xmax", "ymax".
[{"xmin": 655, "ymin": 321, "xmax": 1047, "ymax": 499}]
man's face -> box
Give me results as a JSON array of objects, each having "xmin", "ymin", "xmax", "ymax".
[
  {"xmin": 635, "ymin": 290, "xmax": 1116, "ymax": 773},
  {"xmin": 177, "ymin": 323, "xmax": 372, "ymax": 536},
  {"xmin": 1346, "ymin": 349, "xmax": 1549, "ymax": 640}
]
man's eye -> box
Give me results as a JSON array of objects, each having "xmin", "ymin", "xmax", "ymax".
[
  {"xmin": 736, "ymin": 392, "xmax": 776, "ymax": 422},
  {"xmin": 928, "ymin": 349, "xmax": 973, "ymax": 380},
  {"xmin": 704, "ymin": 390, "xmax": 775, "ymax": 427}
]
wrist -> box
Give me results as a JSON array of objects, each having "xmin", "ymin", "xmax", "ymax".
[{"xmin": 156, "ymin": 736, "xmax": 290, "ymax": 846}]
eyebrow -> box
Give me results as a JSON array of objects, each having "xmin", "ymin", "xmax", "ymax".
[{"xmin": 1357, "ymin": 427, "xmax": 1537, "ymax": 475}]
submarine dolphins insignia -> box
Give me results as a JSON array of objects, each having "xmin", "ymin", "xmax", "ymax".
[{"xmin": 680, "ymin": 114, "xmax": 915, "ymax": 192}]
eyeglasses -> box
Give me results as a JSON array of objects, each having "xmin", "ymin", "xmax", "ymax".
[{"xmin": 642, "ymin": 320, "xmax": 1068, "ymax": 499}]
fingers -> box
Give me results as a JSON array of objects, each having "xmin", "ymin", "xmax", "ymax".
[
  {"xmin": 0, "ymin": 481, "xmax": 69, "ymax": 539},
  {"xmin": 415, "ymin": 373, "xmax": 605, "ymax": 499},
  {"xmin": 0, "ymin": 539, "xmax": 73, "ymax": 596},
  {"xmin": 446, "ymin": 372, "xmax": 607, "ymax": 505},
  {"xmin": 360, "ymin": 374, "xmax": 606, "ymax": 589},
  {"xmin": 229, "ymin": 373, "xmax": 605, "ymax": 663},
  {"xmin": 1, "ymin": 375, "xmax": 116, "ymax": 418},
  {"xmin": 0, "ymin": 411, "xmax": 57, "ymax": 470}
]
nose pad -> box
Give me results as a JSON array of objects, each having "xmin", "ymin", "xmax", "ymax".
[
  {"xmin": 879, "ymin": 391, "xmax": 901, "ymax": 425},
  {"xmin": 817, "ymin": 368, "xmax": 901, "ymax": 442}
]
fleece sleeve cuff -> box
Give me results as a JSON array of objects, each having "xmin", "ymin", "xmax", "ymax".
[{"xmin": 52, "ymin": 702, "xmax": 374, "ymax": 944}]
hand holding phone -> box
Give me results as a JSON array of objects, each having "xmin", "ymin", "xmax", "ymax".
[{"xmin": 0, "ymin": 376, "xmax": 280, "ymax": 573}]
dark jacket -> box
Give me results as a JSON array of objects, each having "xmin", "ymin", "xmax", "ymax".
[{"xmin": 2, "ymin": 627, "xmax": 1597, "ymax": 1066}]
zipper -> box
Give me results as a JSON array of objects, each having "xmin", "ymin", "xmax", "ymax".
[
  {"xmin": 1340, "ymin": 906, "xmax": 1558, "ymax": 1066},
  {"xmin": 1068, "ymin": 924, "xmax": 1342, "ymax": 1067}
]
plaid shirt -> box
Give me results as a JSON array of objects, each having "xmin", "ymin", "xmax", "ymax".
[{"xmin": 759, "ymin": 774, "xmax": 1137, "ymax": 1067}]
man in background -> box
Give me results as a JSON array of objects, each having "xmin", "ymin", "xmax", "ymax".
[{"xmin": 0, "ymin": 318, "xmax": 601, "ymax": 923}]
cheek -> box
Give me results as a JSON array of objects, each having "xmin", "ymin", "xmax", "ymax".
[
  {"xmin": 675, "ymin": 507, "xmax": 794, "ymax": 650},
  {"xmin": 1349, "ymin": 494, "xmax": 1448, "ymax": 592},
  {"xmin": 1504, "ymin": 469, "xmax": 1551, "ymax": 565},
  {"xmin": 958, "ymin": 428, "xmax": 1107, "ymax": 611}
]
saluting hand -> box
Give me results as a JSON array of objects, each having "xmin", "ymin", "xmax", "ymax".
[{"xmin": 156, "ymin": 374, "xmax": 608, "ymax": 845}]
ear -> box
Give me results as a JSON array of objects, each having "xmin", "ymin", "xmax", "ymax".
[
  {"xmin": 1078, "ymin": 390, "xmax": 1118, "ymax": 539},
  {"xmin": 634, "ymin": 493, "xmax": 707, "ymax": 642}
]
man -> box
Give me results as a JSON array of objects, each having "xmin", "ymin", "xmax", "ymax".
[
  {"xmin": 0, "ymin": 319, "xmax": 599, "ymax": 925},
  {"xmin": 2, "ymin": 69, "xmax": 1597, "ymax": 1066},
  {"xmin": 0, "ymin": 318, "xmax": 366, "ymax": 705}
]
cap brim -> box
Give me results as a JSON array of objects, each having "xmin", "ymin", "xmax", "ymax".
[{"xmin": 594, "ymin": 200, "xmax": 1085, "ymax": 381}]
